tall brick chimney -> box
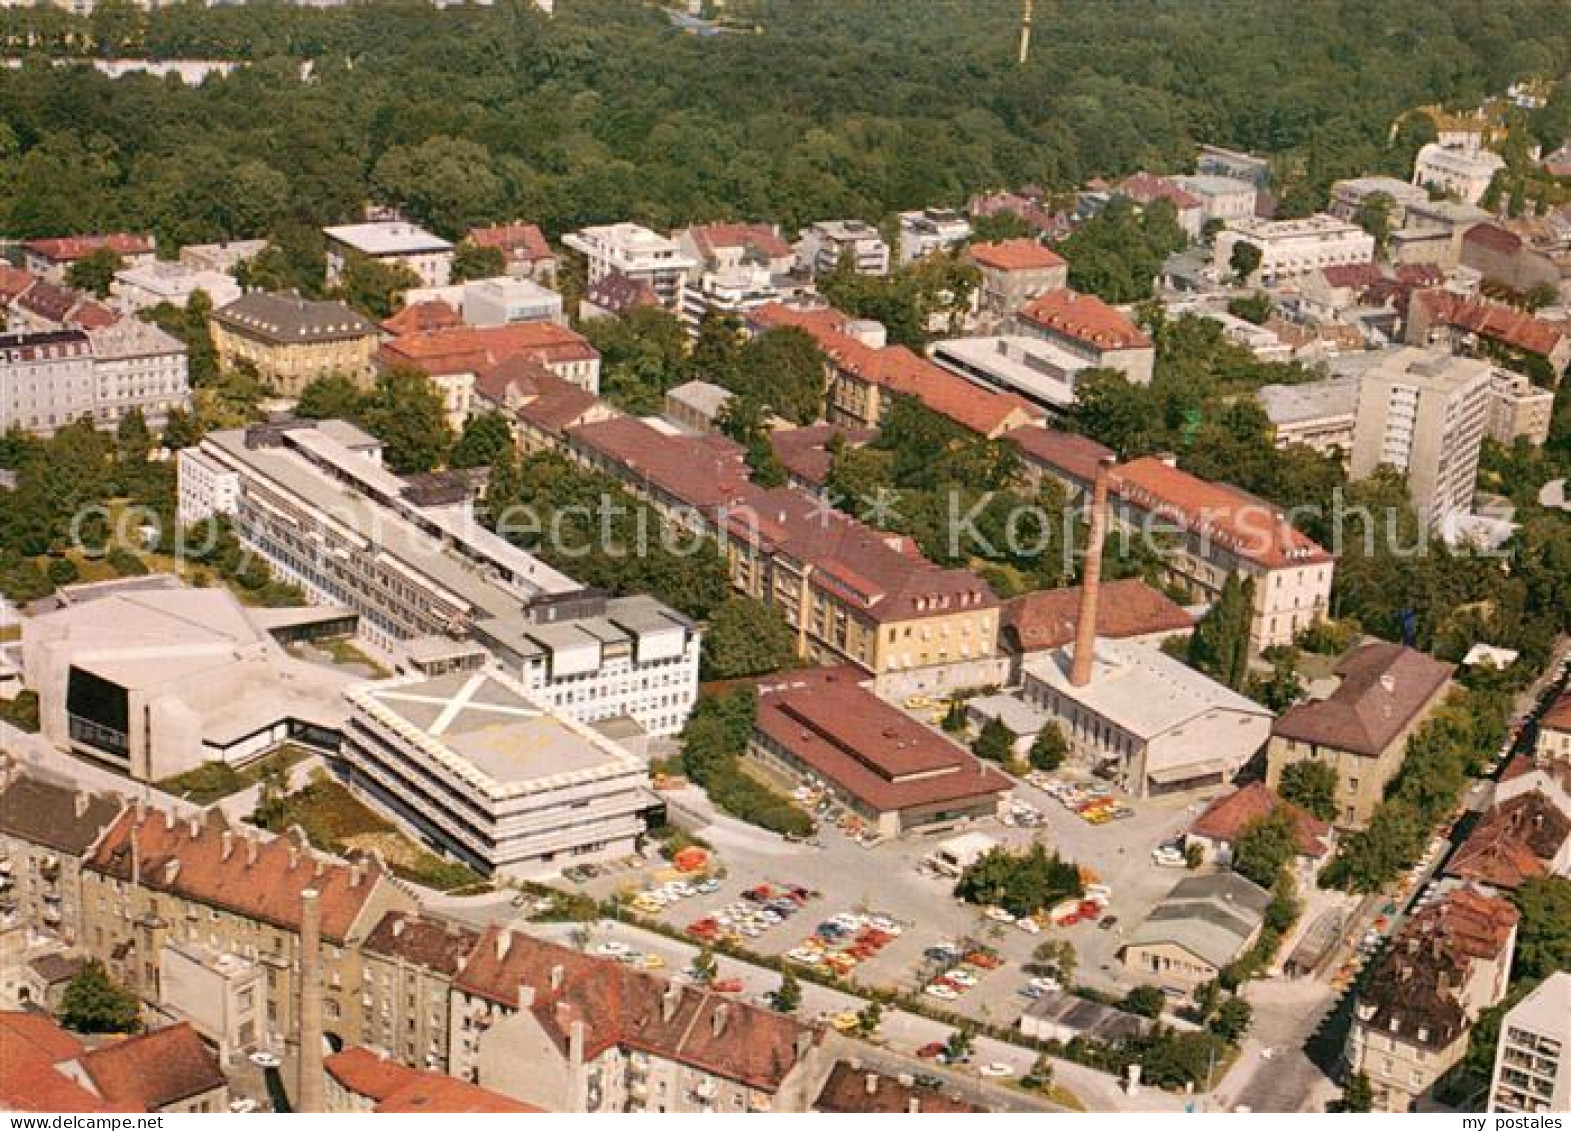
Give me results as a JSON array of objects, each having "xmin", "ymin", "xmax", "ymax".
[
  {"xmin": 1070, "ymin": 456, "xmax": 1117, "ymax": 688},
  {"xmin": 295, "ymin": 888, "xmax": 326, "ymax": 1114}
]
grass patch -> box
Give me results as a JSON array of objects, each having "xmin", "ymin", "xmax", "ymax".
[
  {"xmin": 158, "ymin": 745, "xmax": 311, "ymax": 805},
  {"xmin": 319, "ymin": 636, "xmax": 391, "ymax": 678},
  {"xmin": 252, "ymin": 777, "xmax": 487, "ymax": 893},
  {"xmin": 0, "ymin": 690, "xmax": 40, "ymax": 732}
]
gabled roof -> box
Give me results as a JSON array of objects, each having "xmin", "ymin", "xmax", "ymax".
[
  {"xmin": 1272, "ymin": 642, "xmax": 1452, "ymax": 756},
  {"xmin": 467, "ymin": 223, "xmax": 554, "ymax": 263},
  {"xmin": 453, "ymin": 928, "xmax": 815, "ymax": 1094},
  {"xmin": 1017, "ymin": 289, "xmax": 1152, "ymax": 351},
  {"xmin": 568, "ymin": 415, "xmax": 753, "ymax": 511},
  {"xmin": 1118, "ymin": 172, "xmax": 1201, "ymax": 212},
  {"xmin": 0, "ymin": 771, "xmax": 124, "ymax": 855},
  {"xmin": 1413, "ymin": 288, "xmax": 1566, "ymax": 357},
  {"xmin": 1004, "ymin": 425, "xmax": 1115, "ymax": 485},
  {"xmin": 380, "ymin": 299, "xmax": 463, "ymax": 337},
  {"xmin": 1541, "ymin": 692, "xmax": 1571, "ymax": 733},
  {"xmin": 363, "ymin": 911, "xmax": 479, "ymax": 976},
  {"xmin": 24, "ymin": 233, "xmax": 153, "ymax": 263},
  {"xmin": 1462, "ymin": 223, "xmax": 1524, "ymax": 256},
  {"xmin": 768, "ymin": 424, "xmax": 875, "ymax": 489},
  {"xmin": 1002, "ymin": 577, "xmax": 1194, "ymax": 653},
  {"xmin": 1189, "ymin": 781, "xmax": 1333, "ymax": 858},
  {"xmin": 326, "ymin": 1046, "xmax": 537, "ymax": 1112},
  {"xmin": 77, "ymin": 1024, "xmax": 226, "ymax": 1110},
  {"xmin": 0, "ymin": 1013, "xmax": 128, "ymax": 1113},
  {"xmin": 814, "ymin": 1062, "xmax": 987, "ymax": 1113},
  {"xmin": 682, "ymin": 222, "xmax": 793, "ymax": 263},
  {"xmin": 584, "ymin": 271, "xmax": 659, "ymax": 315},
  {"xmin": 85, "ymin": 806, "xmax": 392, "ymax": 945},
  {"xmin": 0, "ymin": 266, "xmax": 36, "ymax": 305},
  {"xmin": 378, "ymin": 321, "xmax": 598, "ymax": 376},
  {"xmin": 1447, "ymin": 790, "xmax": 1570, "ymax": 890}
]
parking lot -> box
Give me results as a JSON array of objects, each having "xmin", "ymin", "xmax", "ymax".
[{"xmin": 561, "ymin": 763, "xmax": 1220, "ymax": 1027}]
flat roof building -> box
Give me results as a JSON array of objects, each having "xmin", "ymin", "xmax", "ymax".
[
  {"xmin": 323, "ymin": 221, "xmax": 454, "ymax": 289},
  {"xmin": 796, "ymin": 220, "xmax": 891, "ymax": 277},
  {"xmin": 561, "ymin": 223, "xmax": 696, "ymax": 310},
  {"xmin": 1213, "ymin": 214, "xmax": 1375, "ymax": 285},
  {"xmin": 1489, "ymin": 972, "xmax": 1571, "ymax": 1114},
  {"xmin": 1257, "ymin": 377, "xmax": 1360, "ymax": 455},
  {"xmin": 344, "ymin": 668, "xmax": 654, "ymax": 876}
]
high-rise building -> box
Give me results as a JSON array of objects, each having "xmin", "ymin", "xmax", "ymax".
[
  {"xmin": 1489, "ymin": 972, "xmax": 1571, "ymax": 1113},
  {"xmin": 1350, "ymin": 348, "xmax": 1491, "ymax": 527}
]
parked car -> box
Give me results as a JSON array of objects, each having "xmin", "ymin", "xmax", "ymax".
[{"xmin": 916, "ymin": 1042, "xmax": 947, "ymax": 1060}]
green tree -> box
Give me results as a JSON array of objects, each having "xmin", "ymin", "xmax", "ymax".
[
  {"xmin": 1232, "ymin": 808, "xmax": 1298, "ymax": 889},
  {"xmin": 1209, "ymin": 996, "xmax": 1253, "ymax": 1043},
  {"xmin": 1226, "ymin": 292, "xmax": 1273, "ymax": 325},
  {"xmin": 855, "ymin": 1000, "xmax": 883, "ymax": 1037},
  {"xmin": 955, "ymin": 843, "xmax": 1082, "ymax": 917},
  {"xmin": 691, "ymin": 947, "xmax": 718, "ymax": 986},
  {"xmin": 115, "ymin": 407, "xmax": 152, "ymax": 461},
  {"xmin": 1028, "ymin": 722, "xmax": 1068, "ymax": 772},
  {"xmin": 370, "ymin": 136, "xmax": 503, "ymax": 237},
  {"xmin": 449, "ymin": 410, "xmax": 513, "ymax": 470},
  {"xmin": 358, "ymin": 367, "xmax": 453, "ymax": 473},
  {"xmin": 66, "ymin": 248, "xmax": 123, "ymax": 298},
  {"xmin": 701, "ymin": 598, "xmax": 797, "ymax": 680},
  {"xmin": 582, "ymin": 307, "xmax": 688, "ymax": 415},
  {"xmin": 1121, "ymin": 984, "xmax": 1166, "ymax": 1019},
  {"xmin": 1030, "ymin": 938, "xmax": 1077, "ymax": 983},
  {"xmin": 1354, "ymin": 192, "xmax": 1395, "ymax": 256},
  {"xmin": 1229, "ymin": 240, "xmax": 1262, "ymax": 284},
  {"xmin": 334, "ymin": 254, "xmax": 420, "ymax": 320},
  {"xmin": 161, "ymin": 407, "xmax": 203, "ymax": 450},
  {"xmin": 61, "ymin": 959, "xmax": 141, "ymax": 1034},
  {"xmin": 944, "ymin": 1027, "xmax": 974, "ymax": 1062},
  {"xmin": 451, "ymin": 242, "xmax": 507, "ymax": 283},
  {"xmin": 941, "ymin": 697, "xmax": 969, "ymax": 733},
  {"xmin": 732, "ymin": 326, "xmax": 826, "ymax": 425},
  {"xmin": 1511, "ymin": 877, "xmax": 1571, "ymax": 981},
  {"xmin": 972, "ymin": 716, "xmax": 1013, "ymax": 764},
  {"xmin": 1278, "ymin": 760, "xmax": 1338, "ymax": 822},
  {"xmin": 1340, "ymin": 1074, "xmax": 1374, "ymax": 1113},
  {"xmin": 295, "ymin": 372, "xmax": 367, "ymax": 421},
  {"xmin": 1187, "ymin": 574, "xmax": 1254, "ymax": 690},
  {"xmin": 771, "ymin": 971, "xmax": 801, "ymax": 1014}
]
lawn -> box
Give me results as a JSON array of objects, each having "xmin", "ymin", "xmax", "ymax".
[
  {"xmin": 252, "ymin": 777, "xmax": 488, "ymax": 893},
  {"xmin": 157, "ymin": 745, "xmax": 311, "ymax": 805}
]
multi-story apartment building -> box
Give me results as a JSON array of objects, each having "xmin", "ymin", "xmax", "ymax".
[
  {"xmin": 795, "ymin": 220, "xmax": 890, "ymax": 276},
  {"xmin": 561, "ymin": 223, "xmax": 696, "ymax": 310},
  {"xmin": 379, "ymin": 321, "xmax": 601, "ymax": 398},
  {"xmin": 0, "ymin": 765, "xmax": 123, "ymax": 943},
  {"xmin": 1107, "ymin": 455, "xmax": 1336, "ymax": 652},
  {"xmin": 896, "ymin": 208, "xmax": 972, "ymax": 264},
  {"xmin": 1345, "ymin": 887, "xmax": 1517, "ymax": 1112},
  {"xmin": 324, "ymin": 221, "xmax": 454, "ymax": 290},
  {"xmin": 1267, "ymin": 642, "xmax": 1454, "ymax": 829},
  {"xmin": 80, "ymin": 804, "xmax": 416, "ymax": 1061},
  {"xmin": 1195, "ymin": 144, "xmax": 1271, "ymax": 189},
  {"xmin": 1011, "ymin": 289, "xmax": 1155, "ymax": 386},
  {"xmin": 1171, "ymin": 174, "xmax": 1259, "ymax": 225},
  {"xmin": 675, "ymin": 223, "xmax": 797, "ymax": 277},
  {"xmin": 1489, "ymin": 972, "xmax": 1571, "ymax": 1114},
  {"xmin": 1406, "ymin": 289, "xmax": 1571, "ymax": 382},
  {"xmin": 1327, "ymin": 176, "xmax": 1432, "ymax": 227},
  {"xmin": 1213, "ymin": 214, "xmax": 1375, "ymax": 285},
  {"xmin": 929, "ymin": 334, "xmax": 1100, "ymax": 416},
  {"xmin": 966, "ymin": 239, "xmax": 1069, "ymax": 318},
  {"xmin": 1484, "ymin": 368, "xmax": 1555, "ymax": 447},
  {"xmin": 85, "ymin": 318, "xmax": 190, "ymax": 430},
  {"xmin": 1350, "ymin": 348, "xmax": 1491, "ymax": 526},
  {"xmin": 472, "ymin": 593, "xmax": 700, "ymax": 738},
  {"xmin": 1540, "ymin": 694, "xmax": 1571, "ymax": 764},
  {"xmin": 1412, "ymin": 143, "xmax": 1506, "ymax": 205},
  {"xmin": 357, "ymin": 912, "xmax": 479, "ymax": 1072},
  {"xmin": 209, "ymin": 292, "xmax": 380, "ymax": 397},
  {"xmin": 177, "ymin": 419, "xmax": 577, "ymax": 652},
  {"xmin": 449, "ymin": 926, "xmax": 830, "ymax": 1112},
  {"xmin": 22, "ymin": 233, "xmax": 156, "ymax": 284},
  {"xmin": 342, "ymin": 668, "xmax": 654, "ymax": 877},
  {"xmin": 1257, "ymin": 377, "xmax": 1360, "ymax": 455},
  {"xmin": 0, "ymin": 330, "xmax": 99, "ymax": 435}
]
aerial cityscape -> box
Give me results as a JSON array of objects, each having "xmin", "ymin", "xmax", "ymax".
[{"xmin": 1, "ymin": 0, "xmax": 1569, "ymax": 1119}]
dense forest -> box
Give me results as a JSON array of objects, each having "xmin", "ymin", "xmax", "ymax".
[{"xmin": 2, "ymin": 0, "xmax": 1569, "ymax": 248}]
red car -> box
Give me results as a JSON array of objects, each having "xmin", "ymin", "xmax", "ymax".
[
  {"xmin": 712, "ymin": 979, "xmax": 744, "ymax": 994},
  {"xmin": 917, "ymin": 1042, "xmax": 947, "ymax": 1060}
]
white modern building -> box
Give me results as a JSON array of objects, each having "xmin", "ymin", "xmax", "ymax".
[
  {"xmin": 1327, "ymin": 176, "xmax": 1432, "ymax": 227},
  {"xmin": 0, "ymin": 330, "xmax": 96, "ymax": 436},
  {"xmin": 1489, "ymin": 972, "xmax": 1571, "ymax": 1113},
  {"xmin": 897, "ymin": 207, "xmax": 972, "ymax": 265},
  {"xmin": 560, "ymin": 223, "xmax": 696, "ymax": 309},
  {"xmin": 928, "ymin": 335, "xmax": 1089, "ymax": 415},
  {"xmin": 86, "ymin": 318, "xmax": 190, "ymax": 430},
  {"xmin": 1212, "ymin": 214, "xmax": 1375, "ymax": 285},
  {"xmin": 177, "ymin": 419, "xmax": 578, "ymax": 653},
  {"xmin": 323, "ymin": 221, "xmax": 455, "ymax": 289},
  {"xmin": 1413, "ymin": 144, "xmax": 1506, "ymax": 205},
  {"xmin": 1172, "ymin": 174, "xmax": 1258, "ymax": 225},
  {"xmin": 1021, "ymin": 639, "xmax": 1273, "ymax": 797},
  {"xmin": 343, "ymin": 667, "xmax": 655, "ymax": 876},
  {"xmin": 472, "ymin": 594, "xmax": 701, "ymax": 738},
  {"xmin": 111, "ymin": 261, "xmax": 241, "ymax": 313},
  {"xmin": 1257, "ymin": 377, "xmax": 1360, "ymax": 454},
  {"xmin": 1485, "ymin": 368, "xmax": 1555, "ymax": 447},
  {"xmin": 402, "ymin": 277, "xmax": 565, "ymax": 327},
  {"xmin": 796, "ymin": 220, "xmax": 891, "ymax": 276},
  {"xmin": 1350, "ymin": 347, "xmax": 1492, "ymax": 526}
]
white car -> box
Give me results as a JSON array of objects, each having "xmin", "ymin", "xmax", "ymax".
[
  {"xmin": 248, "ymin": 1051, "xmax": 282, "ymax": 1069},
  {"xmin": 1029, "ymin": 976, "xmax": 1061, "ymax": 993},
  {"xmin": 228, "ymin": 1099, "xmax": 259, "ymax": 1114},
  {"xmin": 984, "ymin": 906, "xmax": 1016, "ymax": 923},
  {"xmin": 979, "ymin": 1062, "xmax": 1015, "ymax": 1078},
  {"xmin": 594, "ymin": 941, "xmax": 629, "ymax": 956},
  {"xmin": 1016, "ymin": 917, "xmax": 1041, "ymax": 934},
  {"xmin": 945, "ymin": 969, "xmax": 979, "ymax": 987},
  {"xmin": 787, "ymin": 949, "xmax": 822, "ymax": 965},
  {"xmin": 924, "ymin": 984, "xmax": 960, "ymax": 1001}
]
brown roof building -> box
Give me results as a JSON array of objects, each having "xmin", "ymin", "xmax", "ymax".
[
  {"xmin": 967, "ymin": 239, "xmax": 1069, "ymax": 316},
  {"xmin": 1407, "ymin": 288, "xmax": 1570, "ymax": 379},
  {"xmin": 1185, "ymin": 781, "xmax": 1334, "ymax": 875},
  {"xmin": 326, "ymin": 1047, "xmax": 537, "ymax": 1113},
  {"xmin": 1446, "ymin": 790, "xmax": 1571, "ymax": 891},
  {"xmin": 751, "ymin": 667, "xmax": 1010, "ymax": 838},
  {"xmin": 813, "ymin": 1061, "xmax": 987, "ymax": 1113},
  {"xmin": 1001, "ymin": 577, "xmax": 1194, "ymax": 656},
  {"xmin": 1005, "ymin": 425, "xmax": 1116, "ymax": 501},
  {"xmin": 767, "ymin": 423, "xmax": 876, "ymax": 494},
  {"xmin": 466, "ymin": 222, "xmax": 557, "ymax": 283},
  {"xmin": 1268, "ymin": 642, "xmax": 1453, "ymax": 828},
  {"xmin": 1013, "ymin": 289, "xmax": 1155, "ymax": 385},
  {"xmin": 0, "ymin": 765, "xmax": 124, "ymax": 940},
  {"xmin": 0, "ymin": 1016, "xmax": 226, "ymax": 1113}
]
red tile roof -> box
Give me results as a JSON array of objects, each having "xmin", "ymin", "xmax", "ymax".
[
  {"xmin": 1017, "ymin": 289, "xmax": 1152, "ymax": 351},
  {"xmin": 71, "ymin": 301, "xmax": 119, "ymax": 331},
  {"xmin": 585, "ymin": 272, "xmax": 659, "ymax": 315},
  {"xmin": 768, "ymin": 424, "xmax": 875, "ymax": 488},
  {"xmin": 1004, "ymin": 425, "xmax": 1115, "ymax": 486},
  {"xmin": 1462, "ymin": 223, "xmax": 1524, "ymax": 256},
  {"xmin": 380, "ymin": 299, "xmax": 463, "ymax": 337},
  {"xmin": 453, "ymin": 929, "xmax": 815, "ymax": 1094},
  {"xmin": 1002, "ymin": 577, "xmax": 1195, "ymax": 653},
  {"xmin": 1271, "ymin": 642, "xmax": 1453, "ymax": 757},
  {"xmin": 1111, "ymin": 456, "xmax": 1333, "ymax": 569},
  {"xmin": 815, "ymin": 1062, "xmax": 987, "ymax": 1113},
  {"xmin": 477, "ymin": 358, "xmax": 607, "ymax": 437},
  {"xmin": 24, "ymin": 233, "xmax": 153, "ymax": 264},
  {"xmin": 363, "ymin": 911, "xmax": 479, "ymax": 976},
  {"xmin": 379, "ymin": 321, "xmax": 598, "ymax": 376},
  {"xmin": 1414, "ymin": 288, "xmax": 1566, "ymax": 357},
  {"xmin": 326, "ymin": 1047, "xmax": 537, "ymax": 1112},
  {"xmin": 750, "ymin": 302, "xmax": 1043, "ymax": 437},
  {"xmin": 86, "ymin": 806, "xmax": 391, "ymax": 944},
  {"xmin": 1541, "ymin": 692, "xmax": 1571, "ymax": 733},
  {"xmin": 1447, "ymin": 791, "xmax": 1570, "ymax": 890},
  {"xmin": 753, "ymin": 667, "xmax": 1012, "ymax": 814},
  {"xmin": 78, "ymin": 1024, "xmax": 226, "ymax": 1110},
  {"xmin": 1119, "ymin": 172, "xmax": 1202, "ymax": 212},
  {"xmin": 722, "ymin": 486, "xmax": 997, "ymax": 624},
  {"xmin": 967, "ymin": 238, "xmax": 1066, "ymax": 273},
  {"xmin": 0, "ymin": 1013, "xmax": 129, "ymax": 1113},
  {"xmin": 1189, "ymin": 782, "xmax": 1333, "ymax": 858},
  {"xmin": 683, "ymin": 222, "xmax": 793, "ymax": 262},
  {"xmin": 1319, "ymin": 262, "xmax": 1386, "ymax": 292},
  {"xmin": 467, "ymin": 223, "xmax": 553, "ymax": 264},
  {"xmin": 568, "ymin": 415, "xmax": 754, "ymax": 512},
  {"xmin": 0, "ymin": 266, "xmax": 36, "ymax": 305}
]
